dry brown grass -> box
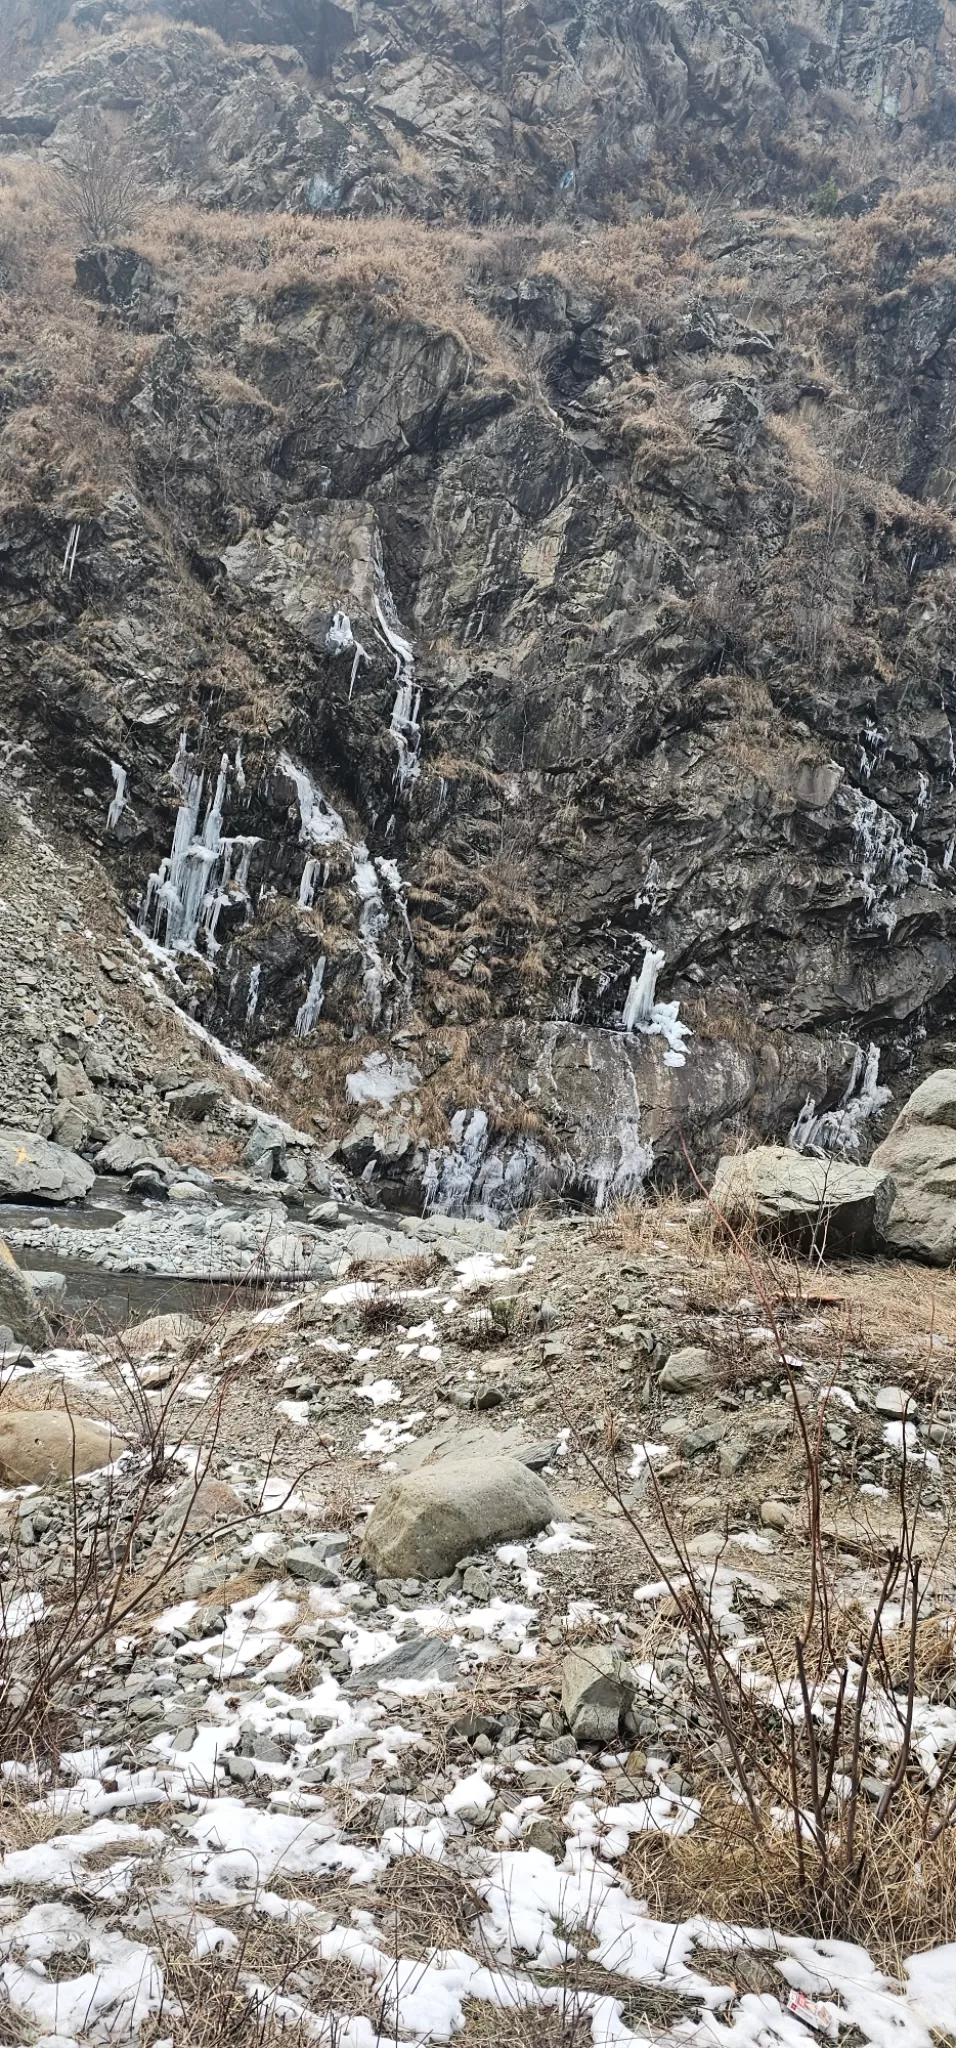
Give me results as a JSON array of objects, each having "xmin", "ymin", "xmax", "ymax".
[
  {"xmin": 0, "ymin": 1789, "xmax": 87, "ymax": 1854},
  {"xmin": 625, "ymin": 1784, "xmax": 956, "ymax": 1973}
]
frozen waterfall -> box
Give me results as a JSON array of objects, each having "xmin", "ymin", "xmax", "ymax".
[
  {"xmin": 621, "ymin": 943, "xmax": 691, "ymax": 1067},
  {"xmin": 142, "ymin": 744, "xmax": 259, "ymax": 957}
]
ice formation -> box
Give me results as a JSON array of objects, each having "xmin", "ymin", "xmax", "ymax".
[
  {"xmin": 298, "ymin": 857, "xmax": 322, "ymax": 909},
  {"xmin": 245, "ymin": 962, "xmax": 261, "ymax": 1026},
  {"xmin": 142, "ymin": 746, "xmax": 258, "ymax": 958},
  {"xmin": 346, "ymin": 1053, "xmax": 420, "ymax": 1108},
  {"xmin": 278, "ymin": 752, "xmax": 411, "ymax": 1028},
  {"xmin": 552, "ymin": 976, "xmax": 582, "ymax": 1022},
  {"xmin": 621, "ymin": 943, "xmax": 691, "ymax": 1067},
  {"xmin": 106, "ymin": 763, "xmax": 127, "ymax": 832},
  {"xmin": 848, "ymin": 788, "xmax": 930, "ymax": 924},
  {"xmin": 325, "ymin": 610, "xmax": 354, "ymax": 655},
  {"xmin": 278, "ymin": 751, "xmax": 346, "ymax": 849},
  {"xmin": 373, "ymin": 591, "xmax": 422, "ymax": 790},
  {"xmin": 324, "ymin": 608, "xmax": 371, "ymax": 696},
  {"xmin": 789, "ymin": 1042, "xmax": 892, "ymax": 1155},
  {"xmin": 585, "ymin": 1117, "xmax": 655, "ymax": 1210},
  {"xmin": 422, "ymin": 1110, "xmax": 550, "ymax": 1223},
  {"xmin": 294, "ymin": 957, "xmax": 326, "ymax": 1037},
  {"xmin": 390, "ymin": 679, "xmax": 423, "ymax": 790},
  {"xmin": 373, "ymin": 593, "xmax": 414, "ymax": 680},
  {"xmin": 622, "ymin": 946, "xmax": 664, "ymax": 1029}
]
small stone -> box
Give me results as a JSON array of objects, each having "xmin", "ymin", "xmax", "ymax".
[
  {"xmin": 682, "ymin": 1423, "xmax": 723, "ymax": 1456},
  {"xmin": 874, "ymin": 1386, "xmax": 916, "ymax": 1420},
  {"xmin": 225, "ymin": 1754, "xmax": 257, "ymax": 1783},
  {"xmin": 286, "ymin": 1547, "xmax": 342, "ymax": 1585},
  {"xmin": 461, "ymin": 1565, "xmax": 493, "ymax": 1599},
  {"xmin": 545, "ymin": 1733, "xmax": 578, "ymax": 1763},
  {"xmin": 760, "ymin": 1500, "xmax": 790, "ymax": 1531},
  {"xmin": 524, "ymin": 1817, "xmax": 565, "ymax": 1859},
  {"xmin": 718, "ymin": 1436, "xmax": 750, "ymax": 1477},
  {"xmin": 561, "ymin": 1645, "xmax": 635, "ymax": 1745},
  {"xmin": 308, "ymin": 1201, "xmax": 341, "ymax": 1226}
]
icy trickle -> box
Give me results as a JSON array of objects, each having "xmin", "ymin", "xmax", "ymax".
[
  {"xmin": 279, "ymin": 750, "xmax": 412, "ymax": 1027},
  {"xmin": 106, "ymin": 763, "xmax": 127, "ymax": 832},
  {"xmin": 245, "ymin": 961, "xmax": 261, "ymax": 1026},
  {"xmin": 790, "ymin": 1042, "xmax": 891, "ymax": 1156},
  {"xmin": 294, "ymin": 956, "xmax": 326, "ymax": 1037},
  {"xmin": 374, "ymin": 592, "xmax": 421, "ymax": 791},
  {"xmin": 621, "ymin": 942, "xmax": 691, "ymax": 1067}
]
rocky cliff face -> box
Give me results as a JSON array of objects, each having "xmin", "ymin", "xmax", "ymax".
[{"xmin": 3, "ymin": 0, "xmax": 956, "ymax": 1215}]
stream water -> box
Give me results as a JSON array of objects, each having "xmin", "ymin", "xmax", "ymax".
[{"xmin": 0, "ymin": 1181, "xmax": 281, "ymax": 1334}]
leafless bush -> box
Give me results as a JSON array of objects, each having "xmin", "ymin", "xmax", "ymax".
[
  {"xmin": 561, "ymin": 1148, "xmax": 956, "ymax": 1944},
  {"xmin": 49, "ymin": 111, "xmax": 142, "ymax": 247}
]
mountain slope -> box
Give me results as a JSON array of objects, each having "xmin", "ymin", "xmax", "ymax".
[{"xmin": 2, "ymin": 0, "xmax": 956, "ymax": 1211}]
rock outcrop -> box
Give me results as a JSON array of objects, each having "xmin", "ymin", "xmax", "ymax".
[{"xmin": 0, "ymin": 1240, "xmax": 52, "ymax": 1348}]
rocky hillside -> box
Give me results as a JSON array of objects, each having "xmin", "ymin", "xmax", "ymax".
[{"xmin": 3, "ymin": 0, "xmax": 956, "ymax": 1214}]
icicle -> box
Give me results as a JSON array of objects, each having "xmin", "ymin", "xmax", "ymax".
[
  {"xmin": 325, "ymin": 610, "xmax": 355, "ymax": 655},
  {"xmin": 245, "ymin": 962, "xmax": 261, "ymax": 1025},
  {"xmin": 622, "ymin": 947, "xmax": 665, "ymax": 1030},
  {"xmin": 299, "ymin": 857, "xmax": 321, "ymax": 909},
  {"xmin": 294, "ymin": 956, "xmax": 326, "ymax": 1036},
  {"xmin": 553, "ymin": 976, "xmax": 582, "ymax": 1023},
  {"xmin": 63, "ymin": 523, "xmax": 80, "ymax": 580},
  {"xmin": 234, "ymin": 740, "xmax": 246, "ymax": 791},
  {"xmin": 141, "ymin": 748, "xmax": 237, "ymax": 955},
  {"xmin": 348, "ymin": 641, "xmax": 369, "ymax": 700},
  {"xmin": 789, "ymin": 1042, "xmax": 891, "ymax": 1156},
  {"xmin": 106, "ymin": 763, "xmax": 128, "ymax": 831},
  {"xmin": 352, "ymin": 850, "xmax": 387, "ymax": 1026}
]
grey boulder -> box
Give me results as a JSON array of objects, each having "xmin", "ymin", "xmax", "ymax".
[
  {"xmin": 362, "ymin": 1456, "xmax": 555, "ymax": 1580},
  {"xmin": 166, "ymin": 1080, "xmax": 224, "ymax": 1121},
  {"xmin": 0, "ymin": 1129, "xmax": 94, "ymax": 1203},
  {"xmin": 711, "ymin": 1145, "xmax": 893, "ymax": 1251},
  {"xmin": 95, "ymin": 1134, "xmax": 161, "ymax": 1176},
  {"xmin": 870, "ymin": 1071, "xmax": 956, "ymax": 1262}
]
